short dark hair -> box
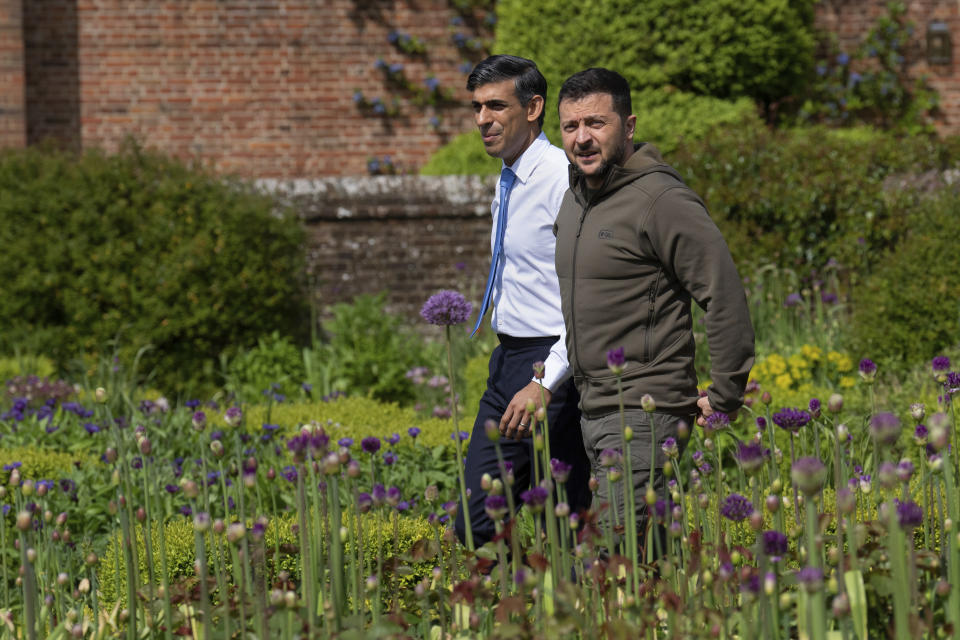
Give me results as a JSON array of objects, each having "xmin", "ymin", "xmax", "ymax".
[
  {"xmin": 467, "ymin": 55, "xmax": 547, "ymax": 128},
  {"xmin": 557, "ymin": 68, "xmax": 632, "ymax": 122}
]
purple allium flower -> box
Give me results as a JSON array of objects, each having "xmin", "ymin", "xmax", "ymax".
[
  {"xmin": 896, "ymin": 499, "xmax": 923, "ymax": 530},
  {"xmin": 772, "ymin": 408, "xmax": 811, "ymax": 433},
  {"xmin": 338, "ymin": 437, "xmax": 354, "ymax": 448},
  {"xmin": 361, "ymin": 437, "xmax": 381, "ymax": 454},
  {"xmin": 808, "ymin": 398, "xmax": 821, "ymax": 417},
  {"xmin": 450, "ymin": 430, "xmax": 469, "ymax": 442},
  {"xmin": 784, "ymin": 293, "xmax": 803, "ymax": 308},
  {"xmin": 224, "ymin": 406, "xmax": 243, "ymax": 428},
  {"xmin": 386, "ymin": 486, "xmax": 401, "ymax": 507},
  {"xmin": 859, "ymin": 358, "xmax": 877, "ymax": 381},
  {"xmin": 821, "ymin": 292, "xmax": 838, "ymax": 305},
  {"xmin": 932, "ymin": 356, "xmax": 951, "ymax": 379},
  {"xmin": 599, "ymin": 448, "xmax": 622, "ymax": 468},
  {"xmin": 484, "ymin": 494, "xmax": 508, "ymax": 521},
  {"xmin": 165, "ymin": 484, "xmax": 180, "ymax": 494},
  {"xmin": 83, "ymin": 422, "xmax": 100, "ymax": 435},
  {"xmin": 734, "ymin": 440, "xmax": 769, "ymax": 476},
  {"xmin": 520, "ymin": 486, "xmax": 548, "ymax": 512},
  {"xmin": 662, "ymin": 437, "xmax": 679, "ymax": 458},
  {"xmin": 896, "ymin": 459, "xmax": 914, "ymax": 483},
  {"xmin": 914, "ymin": 424, "xmax": 928, "ymax": 446},
  {"xmin": 755, "ymin": 416, "xmax": 767, "ymax": 429},
  {"xmin": 704, "ymin": 411, "xmax": 731, "ymax": 435},
  {"xmin": 550, "ymin": 458, "xmax": 572, "ymax": 483},
  {"xmin": 281, "ymin": 465, "xmax": 297, "ymax": 483},
  {"xmin": 606, "ymin": 347, "xmax": 625, "ymax": 374},
  {"xmin": 372, "ymin": 483, "xmax": 387, "ymax": 506},
  {"xmin": 796, "ymin": 566, "xmax": 824, "ymax": 593},
  {"xmin": 357, "ymin": 492, "xmax": 373, "ymax": 513},
  {"xmin": 877, "ymin": 461, "xmax": 898, "ymax": 490},
  {"xmin": 420, "ymin": 290, "xmax": 472, "ymax": 326},
  {"xmin": 719, "ymin": 493, "xmax": 753, "ymax": 522},
  {"xmin": 192, "ymin": 411, "xmax": 206, "ymax": 431},
  {"xmin": 387, "ymin": 433, "xmax": 400, "ymax": 446},
  {"xmin": 869, "ymin": 412, "xmax": 901, "ymax": 446},
  {"xmin": 762, "ymin": 530, "xmax": 789, "ymax": 559},
  {"xmin": 407, "ymin": 426, "xmax": 421, "ymax": 439},
  {"xmin": 791, "ymin": 457, "xmax": 827, "ymax": 495},
  {"xmin": 382, "ymin": 451, "xmax": 397, "ymax": 466}
]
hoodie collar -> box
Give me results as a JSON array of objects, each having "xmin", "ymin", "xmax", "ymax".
[{"xmin": 569, "ymin": 142, "xmax": 680, "ymax": 204}]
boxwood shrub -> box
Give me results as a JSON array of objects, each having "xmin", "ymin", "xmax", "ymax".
[{"xmin": 0, "ymin": 143, "xmax": 308, "ymax": 395}]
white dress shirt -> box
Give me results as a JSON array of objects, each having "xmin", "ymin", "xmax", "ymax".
[{"xmin": 489, "ymin": 132, "xmax": 571, "ymax": 392}]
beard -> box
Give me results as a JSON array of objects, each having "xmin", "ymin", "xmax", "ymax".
[{"xmin": 593, "ymin": 136, "xmax": 630, "ymax": 181}]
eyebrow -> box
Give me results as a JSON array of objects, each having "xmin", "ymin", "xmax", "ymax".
[{"xmin": 471, "ymin": 98, "xmax": 511, "ymax": 108}]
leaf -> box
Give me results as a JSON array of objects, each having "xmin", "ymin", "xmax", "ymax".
[{"xmin": 844, "ymin": 569, "xmax": 868, "ymax": 640}]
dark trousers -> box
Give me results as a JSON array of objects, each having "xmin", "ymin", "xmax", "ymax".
[{"xmin": 454, "ymin": 335, "xmax": 591, "ymax": 548}]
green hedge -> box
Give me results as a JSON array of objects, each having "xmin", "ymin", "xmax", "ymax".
[
  {"xmin": 670, "ymin": 126, "xmax": 960, "ymax": 275},
  {"xmin": 494, "ymin": 0, "xmax": 814, "ymax": 107},
  {"xmin": 98, "ymin": 511, "xmax": 447, "ymax": 607},
  {"xmin": 848, "ymin": 193, "xmax": 960, "ymax": 364},
  {"xmin": 0, "ymin": 143, "xmax": 308, "ymax": 395}
]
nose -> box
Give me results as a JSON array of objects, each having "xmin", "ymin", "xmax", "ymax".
[
  {"xmin": 475, "ymin": 105, "xmax": 492, "ymax": 127},
  {"xmin": 574, "ymin": 124, "xmax": 591, "ymax": 146}
]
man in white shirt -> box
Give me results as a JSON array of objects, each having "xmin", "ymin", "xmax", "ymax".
[{"xmin": 454, "ymin": 55, "xmax": 590, "ymax": 549}]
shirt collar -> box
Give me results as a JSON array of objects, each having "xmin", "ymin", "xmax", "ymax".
[{"xmin": 502, "ymin": 131, "xmax": 550, "ymax": 185}]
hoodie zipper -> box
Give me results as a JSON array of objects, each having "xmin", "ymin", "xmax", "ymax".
[{"xmin": 570, "ymin": 170, "xmax": 614, "ymax": 380}]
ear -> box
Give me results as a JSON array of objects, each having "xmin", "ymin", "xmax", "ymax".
[
  {"xmin": 526, "ymin": 94, "xmax": 545, "ymax": 124},
  {"xmin": 624, "ymin": 114, "xmax": 637, "ymax": 141}
]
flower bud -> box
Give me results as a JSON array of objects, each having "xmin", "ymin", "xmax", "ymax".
[
  {"xmin": 94, "ymin": 387, "xmax": 107, "ymax": 403},
  {"xmin": 641, "ymin": 394, "xmax": 656, "ymax": 412},
  {"xmin": 623, "ymin": 426, "xmax": 633, "ymax": 442},
  {"xmin": 480, "ymin": 473, "xmax": 492, "ymax": 491},
  {"xmin": 209, "ymin": 440, "xmax": 225, "ymax": 458},
  {"xmin": 226, "ymin": 522, "xmax": 245, "ymax": 543},
  {"xmin": 827, "ymin": 394, "xmax": 843, "ymax": 413},
  {"xmin": 104, "ymin": 447, "xmax": 118, "ymax": 464},
  {"xmin": 20, "ymin": 480, "xmax": 33, "ymax": 497},
  {"xmin": 284, "ymin": 591, "xmax": 298, "ymax": 609},
  {"xmin": 15, "ymin": 511, "xmax": 32, "ymax": 531},
  {"xmin": 484, "ymin": 419, "xmax": 499, "ymax": 442}
]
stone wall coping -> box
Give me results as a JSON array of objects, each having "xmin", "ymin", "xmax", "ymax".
[{"xmin": 255, "ymin": 175, "xmax": 498, "ymax": 222}]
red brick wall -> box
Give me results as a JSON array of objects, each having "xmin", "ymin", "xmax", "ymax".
[
  {"xmin": 12, "ymin": 2, "xmax": 960, "ymax": 174},
  {"xmin": 0, "ymin": 0, "xmax": 25, "ymax": 149},
  {"xmin": 815, "ymin": 0, "xmax": 960, "ymax": 130},
  {"xmin": 21, "ymin": 0, "xmax": 487, "ymax": 177}
]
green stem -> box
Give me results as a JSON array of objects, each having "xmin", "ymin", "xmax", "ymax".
[{"xmin": 446, "ymin": 325, "xmax": 474, "ymax": 551}]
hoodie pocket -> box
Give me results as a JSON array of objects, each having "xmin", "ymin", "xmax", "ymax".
[{"xmin": 643, "ymin": 269, "xmax": 663, "ymax": 363}]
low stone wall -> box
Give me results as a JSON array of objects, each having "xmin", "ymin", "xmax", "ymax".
[{"xmin": 257, "ymin": 175, "xmax": 498, "ymax": 321}]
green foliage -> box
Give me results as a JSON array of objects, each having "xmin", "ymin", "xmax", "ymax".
[
  {"xmin": 0, "ymin": 446, "xmax": 92, "ymax": 483},
  {"xmin": 98, "ymin": 510, "xmax": 447, "ymax": 607},
  {"xmin": 315, "ymin": 293, "xmax": 426, "ymax": 404},
  {"xmin": 848, "ymin": 193, "xmax": 960, "ymax": 364},
  {"xmin": 420, "ymin": 131, "xmax": 500, "ymax": 176},
  {"xmin": 631, "ymin": 90, "xmax": 760, "ymax": 155},
  {"xmin": 222, "ymin": 331, "xmax": 308, "ymax": 403},
  {"xmin": 495, "ymin": 0, "xmax": 814, "ymax": 107},
  {"xmin": 669, "ymin": 125, "xmax": 959, "ymax": 276},
  {"xmin": 244, "ymin": 396, "xmax": 461, "ymax": 452},
  {"xmin": 0, "ymin": 143, "xmax": 308, "ymax": 395},
  {"xmin": 797, "ymin": 2, "xmax": 937, "ymax": 133},
  {"xmin": 0, "ymin": 355, "xmax": 56, "ymax": 383}
]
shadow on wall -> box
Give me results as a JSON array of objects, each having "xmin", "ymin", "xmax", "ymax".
[{"xmin": 24, "ymin": 0, "xmax": 80, "ymax": 150}]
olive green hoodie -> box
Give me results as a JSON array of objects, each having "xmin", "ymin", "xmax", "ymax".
[{"xmin": 554, "ymin": 142, "xmax": 754, "ymax": 419}]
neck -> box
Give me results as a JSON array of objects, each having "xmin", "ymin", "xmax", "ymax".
[{"xmin": 503, "ymin": 128, "xmax": 540, "ymax": 168}]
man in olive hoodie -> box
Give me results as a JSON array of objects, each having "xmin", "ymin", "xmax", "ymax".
[{"xmin": 553, "ymin": 68, "xmax": 755, "ymax": 549}]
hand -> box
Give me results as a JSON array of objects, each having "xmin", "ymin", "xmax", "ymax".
[
  {"xmin": 500, "ymin": 381, "xmax": 552, "ymax": 440},
  {"xmin": 696, "ymin": 396, "xmax": 738, "ymax": 427}
]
